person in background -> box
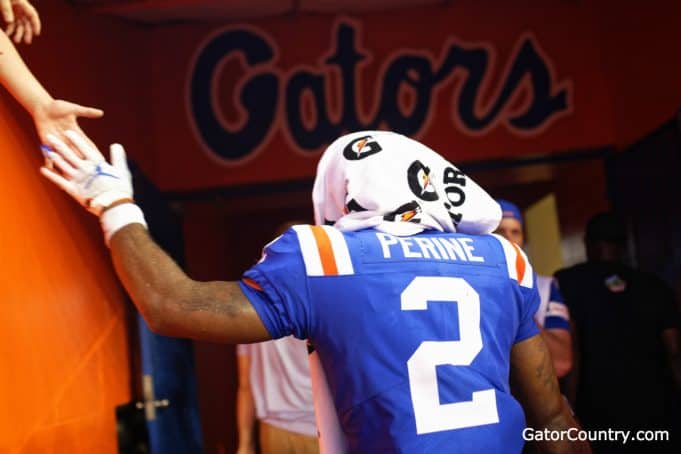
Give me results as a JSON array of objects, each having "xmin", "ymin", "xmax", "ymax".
[
  {"xmin": 556, "ymin": 212, "xmax": 681, "ymax": 453},
  {"xmin": 236, "ymin": 223, "xmax": 318, "ymax": 454},
  {"xmin": 495, "ymin": 199, "xmax": 573, "ymax": 377},
  {"xmin": 236, "ymin": 336, "xmax": 317, "ymax": 454},
  {"xmin": 0, "ymin": 1, "xmax": 103, "ymax": 145}
]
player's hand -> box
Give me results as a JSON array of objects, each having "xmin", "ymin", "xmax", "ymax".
[
  {"xmin": 40, "ymin": 130, "xmax": 133, "ymax": 216},
  {"xmin": 2, "ymin": 0, "xmax": 41, "ymax": 44},
  {"xmin": 33, "ymin": 98, "xmax": 104, "ymax": 148}
]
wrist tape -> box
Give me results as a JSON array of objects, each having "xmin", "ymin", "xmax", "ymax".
[{"xmin": 100, "ymin": 202, "xmax": 147, "ymax": 245}]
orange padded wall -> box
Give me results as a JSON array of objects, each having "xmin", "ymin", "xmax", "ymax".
[{"xmin": 0, "ymin": 98, "xmax": 131, "ymax": 451}]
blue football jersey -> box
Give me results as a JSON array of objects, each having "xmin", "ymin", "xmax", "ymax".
[{"xmin": 240, "ymin": 226, "xmax": 540, "ymax": 453}]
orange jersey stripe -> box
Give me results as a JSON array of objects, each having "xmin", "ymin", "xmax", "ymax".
[
  {"xmin": 242, "ymin": 277, "xmax": 263, "ymax": 291},
  {"xmin": 510, "ymin": 242, "xmax": 526, "ymax": 284},
  {"xmin": 310, "ymin": 226, "xmax": 339, "ymax": 276}
]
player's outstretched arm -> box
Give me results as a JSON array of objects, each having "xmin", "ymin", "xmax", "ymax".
[
  {"xmin": 511, "ymin": 334, "xmax": 591, "ymax": 454},
  {"xmin": 110, "ymin": 224, "xmax": 271, "ymax": 343},
  {"xmin": 40, "ymin": 131, "xmax": 271, "ymax": 344}
]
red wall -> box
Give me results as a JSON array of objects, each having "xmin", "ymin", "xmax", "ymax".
[
  {"xmin": 141, "ymin": 0, "xmax": 681, "ymax": 191},
  {"xmin": 593, "ymin": 0, "xmax": 681, "ymax": 147},
  {"xmin": 146, "ymin": 1, "xmax": 613, "ymax": 190}
]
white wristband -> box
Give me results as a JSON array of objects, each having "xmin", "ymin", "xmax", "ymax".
[{"xmin": 100, "ymin": 203, "xmax": 148, "ymax": 245}]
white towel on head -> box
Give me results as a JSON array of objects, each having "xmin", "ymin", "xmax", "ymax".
[{"xmin": 312, "ymin": 130, "xmax": 501, "ymax": 236}]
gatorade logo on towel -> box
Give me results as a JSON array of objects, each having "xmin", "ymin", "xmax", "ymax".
[
  {"xmin": 343, "ymin": 135, "xmax": 383, "ymax": 160},
  {"xmin": 407, "ymin": 161, "xmax": 438, "ymax": 202}
]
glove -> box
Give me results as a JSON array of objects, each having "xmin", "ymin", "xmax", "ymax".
[
  {"xmin": 41, "ymin": 130, "xmax": 146, "ymax": 243},
  {"xmin": 41, "ymin": 130, "xmax": 132, "ymax": 215}
]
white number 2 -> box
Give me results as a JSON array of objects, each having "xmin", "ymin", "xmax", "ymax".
[{"xmin": 401, "ymin": 276, "xmax": 499, "ymax": 434}]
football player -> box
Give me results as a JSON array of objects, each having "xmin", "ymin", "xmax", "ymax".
[{"xmin": 40, "ymin": 130, "xmax": 589, "ymax": 453}]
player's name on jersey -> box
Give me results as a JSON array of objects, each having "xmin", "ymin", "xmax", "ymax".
[{"xmin": 376, "ymin": 233, "xmax": 485, "ymax": 262}]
